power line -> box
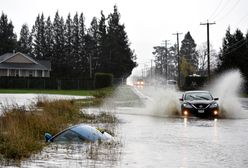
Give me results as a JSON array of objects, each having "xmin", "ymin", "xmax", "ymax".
[
  {"xmin": 223, "ymin": 38, "xmax": 246, "ymax": 50},
  {"xmin": 209, "ymin": 0, "xmax": 232, "ymax": 20},
  {"xmin": 214, "ymin": 0, "xmax": 241, "ymax": 21},
  {"xmin": 236, "ymin": 12, "xmax": 248, "ymax": 25},
  {"xmin": 221, "ymin": 40, "xmax": 247, "ymax": 56},
  {"xmin": 208, "ymin": 0, "xmax": 224, "ymax": 20}
]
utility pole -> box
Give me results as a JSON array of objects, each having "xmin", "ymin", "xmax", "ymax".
[
  {"xmin": 200, "ymin": 20, "xmax": 216, "ymax": 80},
  {"xmin": 172, "ymin": 32, "xmax": 183, "ymax": 87},
  {"xmin": 150, "ymin": 59, "xmax": 153, "ymax": 79},
  {"xmin": 89, "ymin": 54, "xmax": 92, "ymax": 79},
  {"xmin": 162, "ymin": 40, "xmax": 170, "ymax": 80}
]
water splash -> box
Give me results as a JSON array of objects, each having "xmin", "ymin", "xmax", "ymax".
[
  {"xmin": 205, "ymin": 70, "xmax": 247, "ymax": 118},
  {"xmin": 144, "ymin": 87, "xmax": 181, "ymax": 117}
]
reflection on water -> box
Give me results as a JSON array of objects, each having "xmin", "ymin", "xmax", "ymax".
[
  {"xmin": 21, "ymin": 140, "xmax": 122, "ymax": 168},
  {"xmin": 184, "ymin": 117, "xmax": 188, "ymax": 127}
]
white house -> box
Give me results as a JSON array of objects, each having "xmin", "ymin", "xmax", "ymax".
[{"xmin": 0, "ymin": 52, "xmax": 51, "ymax": 77}]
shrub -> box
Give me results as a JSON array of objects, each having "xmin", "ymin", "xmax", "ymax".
[{"xmin": 94, "ymin": 73, "xmax": 113, "ymax": 89}]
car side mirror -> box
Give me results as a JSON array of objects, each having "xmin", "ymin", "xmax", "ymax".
[
  {"xmin": 214, "ymin": 98, "xmax": 219, "ymax": 101},
  {"xmin": 179, "ymin": 98, "xmax": 183, "ymax": 101},
  {"xmin": 45, "ymin": 132, "xmax": 52, "ymax": 142}
]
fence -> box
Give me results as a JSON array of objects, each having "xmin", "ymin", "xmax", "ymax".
[
  {"xmin": 0, "ymin": 77, "xmax": 94, "ymax": 90},
  {"xmin": 0, "ymin": 77, "xmax": 125, "ymax": 90}
]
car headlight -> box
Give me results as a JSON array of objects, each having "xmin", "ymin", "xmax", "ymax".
[
  {"xmin": 209, "ymin": 102, "xmax": 218, "ymax": 108},
  {"xmin": 182, "ymin": 103, "xmax": 193, "ymax": 108}
]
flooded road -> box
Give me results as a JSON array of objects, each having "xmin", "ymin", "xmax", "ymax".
[
  {"xmin": 2, "ymin": 79, "xmax": 248, "ymax": 167},
  {"xmin": 118, "ymin": 111, "xmax": 248, "ymax": 168}
]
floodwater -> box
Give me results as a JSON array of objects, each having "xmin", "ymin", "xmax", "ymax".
[
  {"xmin": 117, "ymin": 110, "xmax": 248, "ymax": 168},
  {"xmin": 3, "ymin": 71, "xmax": 248, "ymax": 167},
  {"xmin": 15, "ymin": 99, "xmax": 248, "ymax": 168},
  {"xmin": 10, "ymin": 88, "xmax": 247, "ymax": 168}
]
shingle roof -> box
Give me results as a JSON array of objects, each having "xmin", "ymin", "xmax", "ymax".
[
  {"xmin": 0, "ymin": 62, "xmax": 50, "ymax": 70},
  {"xmin": 0, "ymin": 53, "xmax": 13, "ymax": 62},
  {"xmin": 0, "ymin": 52, "xmax": 51, "ymax": 70}
]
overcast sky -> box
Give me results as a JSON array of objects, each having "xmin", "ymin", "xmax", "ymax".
[{"xmin": 1, "ymin": 0, "xmax": 248, "ymax": 75}]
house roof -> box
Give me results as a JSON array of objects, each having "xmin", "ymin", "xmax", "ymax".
[{"xmin": 0, "ymin": 52, "xmax": 51, "ymax": 70}]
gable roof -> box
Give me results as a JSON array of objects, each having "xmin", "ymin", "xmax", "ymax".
[
  {"xmin": 0, "ymin": 52, "xmax": 38, "ymax": 64},
  {"xmin": 0, "ymin": 52, "xmax": 51, "ymax": 71}
]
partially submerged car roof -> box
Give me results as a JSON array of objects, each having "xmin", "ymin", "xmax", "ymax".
[{"xmin": 46, "ymin": 124, "xmax": 113, "ymax": 142}]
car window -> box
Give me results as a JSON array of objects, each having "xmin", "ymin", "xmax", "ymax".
[
  {"xmin": 53, "ymin": 130, "xmax": 86, "ymax": 142},
  {"xmin": 185, "ymin": 92, "xmax": 212, "ymax": 101}
]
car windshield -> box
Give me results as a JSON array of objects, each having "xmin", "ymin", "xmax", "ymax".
[
  {"xmin": 185, "ymin": 92, "xmax": 213, "ymax": 101},
  {"xmin": 52, "ymin": 129, "xmax": 86, "ymax": 142}
]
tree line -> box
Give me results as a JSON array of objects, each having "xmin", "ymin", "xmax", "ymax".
[
  {"xmin": 0, "ymin": 5, "xmax": 137, "ymax": 78},
  {"xmin": 152, "ymin": 28, "xmax": 248, "ymax": 88},
  {"xmin": 152, "ymin": 31, "xmax": 203, "ymax": 82},
  {"xmin": 217, "ymin": 27, "xmax": 248, "ymax": 89}
]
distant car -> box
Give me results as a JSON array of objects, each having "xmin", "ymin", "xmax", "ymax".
[
  {"xmin": 166, "ymin": 80, "xmax": 177, "ymax": 89},
  {"xmin": 179, "ymin": 91, "xmax": 219, "ymax": 118},
  {"xmin": 45, "ymin": 124, "xmax": 113, "ymax": 143},
  {"xmin": 134, "ymin": 79, "xmax": 145, "ymax": 88}
]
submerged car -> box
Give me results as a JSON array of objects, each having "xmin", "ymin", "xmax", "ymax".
[
  {"xmin": 179, "ymin": 91, "xmax": 219, "ymax": 118},
  {"xmin": 45, "ymin": 124, "xmax": 113, "ymax": 143}
]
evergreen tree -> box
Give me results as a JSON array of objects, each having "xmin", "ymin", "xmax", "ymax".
[
  {"xmin": 98, "ymin": 11, "xmax": 108, "ymax": 73},
  {"xmin": 0, "ymin": 12, "xmax": 17, "ymax": 55},
  {"xmin": 152, "ymin": 46, "xmax": 165, "ymax": 75},
  {"xmin": 152, "ymin": 44, "xmax": 178, "ymax": 79},
  {"xmin": 44, "ymin": 16, "xmax": 53, "ymax": 60},
  {"xmin": 18, "ymin": 24, "xmax": 32, "ymax": 55},
  {"xmin": 65, "ymin": 13, "xmax": 73, "ymax": 67},
  {"xmin": 52, "ymin": 11, "xmax": 66, "ymax": 77},
  {"xmin": 217, "ymin": 27, "xmax": 248, "ymax": 91},
  {"xmin": 71, "ymin": 13, "xmax": 80, "ymax": 75},
  {"xmin": 32, "ymin": 13, "xmax": 46, "ymax": 59},
  {"xmin": 106, "ymin": 5, "xmax": 136, "ymax": 78},
  {"xmin": 78, "ymin": 13, "xmax": 87, "ymax": 76},
  {"xmin": 218, "ymin": 27, "xmax": 246, "ymax": 71},
  {"xmin": 180, "ymin": 31, "xmax": 198, "ymax": 73},
  {"xmin": 167, "ymin": 45, "xmax": 178, "ymax": 79},
  {"xmin": 87, "ymin": 17, "xmax": 99, "ymax": 76},
  {"xmin": 218, "ymin": 28, "xmax": 248, "ymax": 81}
]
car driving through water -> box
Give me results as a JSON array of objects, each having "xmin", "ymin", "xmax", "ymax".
[{"xmin": 180, "ymin": 90, "xmax": 219, "ymax": 118}]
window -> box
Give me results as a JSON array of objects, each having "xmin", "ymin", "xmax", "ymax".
[{"xmin": 53, "ymin": 130, "xmax": 86, "ymax": 142}]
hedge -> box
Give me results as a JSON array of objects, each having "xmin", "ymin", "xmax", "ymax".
[{"xmin": 94, "ymin": 73, "xmax": 113, "ymax": 89}]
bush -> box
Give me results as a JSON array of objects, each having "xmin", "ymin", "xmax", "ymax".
[{"xmin": 94, "ymin": 73, "xmax": 113, "ymax": 89}]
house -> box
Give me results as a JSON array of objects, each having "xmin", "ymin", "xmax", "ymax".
[{"xmin": 0, "ymin": 52, "xmax": 51, "ymax": 77}]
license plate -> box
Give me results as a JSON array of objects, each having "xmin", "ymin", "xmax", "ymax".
[{"xmin": 198, "ymin": 110, "xmax": 204, "ymax": 113}]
